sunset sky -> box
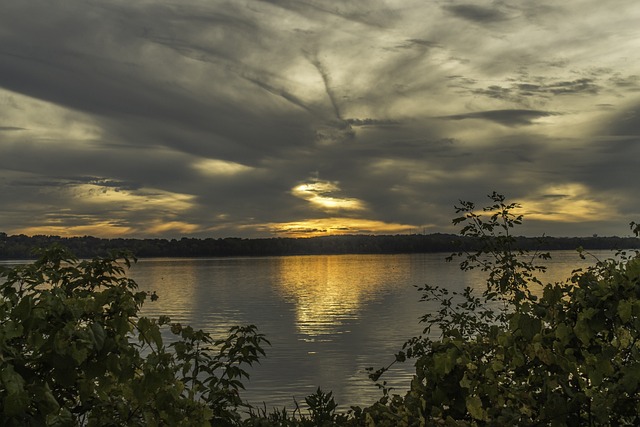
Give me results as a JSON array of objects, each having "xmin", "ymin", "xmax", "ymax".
[{"xmin": 1, "ymin": 1, "xmax": 639, "ymax": 239}]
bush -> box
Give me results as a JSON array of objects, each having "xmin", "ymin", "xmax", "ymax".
[
  {"xmin": 0, "ymin": 246, "xmax": 268, "ymax": 426},
  {"xmin": 363, "ymin": 193, "xmax": 640, "ymax": 426}
]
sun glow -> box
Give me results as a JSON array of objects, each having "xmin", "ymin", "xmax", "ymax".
[
  {"xmin": 72, "ymin": 184, "xmax": 196, "ymax": 212},
  {"xmin": 265, "ymin": 217, "xmax": 415, "ymax": 238},
  {"xmin": 292, "ymin": 180, "xmax": 365, "ymax": 211},
  {"xmin": 518, "ymin": 183, "xmax": 614, "ymax": 222},
  {"xmin": 13, "ymin": 184, "xmax": 200, "ymax": 238},
  {"xmin": 15, "ymin": 221, "xmax": 134, "ymax": 238},
  {"xmin": 192, "ymin": 158, "xmax": 254, "ymax": 176}
]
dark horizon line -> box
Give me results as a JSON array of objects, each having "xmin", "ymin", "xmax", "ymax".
[
  {"xmin": 2, "ymin": 230, "xmax": 638, "ymax": 240},
  {"xmin": 1, "ymin": 232, "xmax": 639, "ymax": 260}
]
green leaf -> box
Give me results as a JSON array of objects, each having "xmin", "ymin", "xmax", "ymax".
[
  {"xmin": 90, "ymin": 322, "xmax": 106, "ymax": 351},
  {"xmin": 554, "ymin": 323, "xmax": 572, "ymax": 344},
  {"xmin": 2, "ymin": 391, "xmax": 30, "ymax": 417},
  {"xmin": 1, "ymin": 366, "xmax": 29, "ymax": 416},
  {"xmin": 466, "ymin": 395, "xmax": 487, "ymax": 421},
  {"xmin": 1, "ymin": 365, "xmax": 25, "ymax": 395},
  {"xmin": 33, "ymin": 383, "xmax": 60, "ymax": 415},
  {"xmin": 0, "ymin": 319, "xmax": 23, "ymax": 341},
  {"xmin": 574, "ymin": 319, "xmax": 592, "ymax": 345},
  {"xmin": 618, "ymin": 300, "xmax": 633, "ymax": 323},
  {"xmin": 433, "ymin": 347, "xmax": 458, "ymax": 375},
  {"xmin": 516, "ymin": 314, "xmax": 541, "ymax": 340},
  {"xmin": 620, "ymin": 363, "xmax": 640, "ymax": 393}
]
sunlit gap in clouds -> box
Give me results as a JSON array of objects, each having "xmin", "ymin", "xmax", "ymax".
[
  {"xmin": 258, "ymin": 178, "xmax": 417, "ymax": 237},
  {"xmin": 292, "ymin": 179, "xmax": 365, "ymax": 211},
  {"xmin": 264, "ymin": 218, "xmax": 417, "ymax": 238},
  {"xmin": 191, "ymin": 158, "xmax": 254, "ymax": 176},
  {"xmin": 15, "ymin": 184, "xmax": 199, "ymax": 238},
  {"xmin": 517, "ymin": 183, "xmax": 617, "ymax": 223}
]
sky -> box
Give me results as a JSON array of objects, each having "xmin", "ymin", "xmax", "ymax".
[{"xmin": 1, "ymin": 0, "xmax": 639, "ymax": 239}]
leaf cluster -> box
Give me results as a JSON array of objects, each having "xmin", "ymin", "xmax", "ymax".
[
  {"xmin": 0, "ymin": 245, "xmax": 268, "ymax": 426},
  {"xmin": 360, "ymin": 193, "xmax": 640, "ymax": 426}
]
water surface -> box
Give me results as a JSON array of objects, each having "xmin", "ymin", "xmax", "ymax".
[{"xmin": 129, "ymin": 250, "xmax": 610, "ymax": 410}]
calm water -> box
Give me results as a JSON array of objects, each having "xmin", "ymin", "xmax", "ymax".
[{"xmin": 124, "ymin": 250, "xmax": 612, "ymax": 410}]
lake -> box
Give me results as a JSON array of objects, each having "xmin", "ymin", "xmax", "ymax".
[{"xmin": 126, "ymin": 250, "xmax": 613, "ymax": 411}]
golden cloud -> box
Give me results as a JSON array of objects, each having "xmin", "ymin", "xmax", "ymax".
[
  {"xmin": 292, "ymin": 180, "xmax": 366, "ymax": 211},
  {"xmin": 265, "ymin": 217, "xmax": 415, "ymax": 238},
  {"xmin": 192, "ymin": 158, "xmax": 254, "ymax": 176},
  {"xmin": 518, "ymin": 183, "xmax": 615, "ymax": 222},
  {"xmin": 15, "ymin": 221, "xmax": 134, "ymax": 238}
]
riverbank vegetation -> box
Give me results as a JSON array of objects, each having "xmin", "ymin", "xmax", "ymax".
[{"xmin": 2, "ymin": 193, "xmax": 639, "ymax": 425}]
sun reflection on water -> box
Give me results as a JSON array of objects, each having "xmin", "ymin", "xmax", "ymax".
[{"xmin": 273, "ymin": 255, "xmax": 410, "ymax": 337}]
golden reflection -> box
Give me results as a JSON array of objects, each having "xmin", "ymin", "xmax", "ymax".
[
  {"xmin": 128, "ymin": 260, "xmax": 200, "ymax": 327},
  {"xmin": 129, "ymin": 260, "xmax": 249, "ymax": 339},
  {"xmin": 273, "ymin": 255, "xmax": 408, "ymax": 337}
]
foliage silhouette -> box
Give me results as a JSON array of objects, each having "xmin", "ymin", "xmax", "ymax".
[
  {"xmin": 0, "ymin": 246, "xmax": 268, "ymax": 426},
  {"xmin": 357, "ymin": 193, "xmax": 640, "ymax": 426}
]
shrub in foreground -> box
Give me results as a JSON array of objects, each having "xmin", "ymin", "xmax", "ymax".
[
  {"xmin": 0, "ymin": 247, "xmax": 268, "ymax": 426},
  {"xmin": 361, "ymin": 194, "xmax": 640, "ymax": 426}
]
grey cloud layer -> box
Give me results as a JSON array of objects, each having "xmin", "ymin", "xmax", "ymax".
[{"xmin": 1, "ymin": 0, "xmax": 639, "ymax": 237}]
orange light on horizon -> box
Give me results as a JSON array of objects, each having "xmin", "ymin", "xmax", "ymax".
[{"xmin": 263, "ymin": 217, "xmax": 416, "ymax": 238}]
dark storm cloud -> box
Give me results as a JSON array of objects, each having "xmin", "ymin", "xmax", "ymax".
[
  {"xmin": 443, "ymin": 4, "xmax": 508, "ymax": 23},
  {"xmin": 393, "ymin": 39, "xmax": 441, "ymax": 51},
  {"xmin": 439, "ymin": 110, "xmax": 558, "ymax": 126},
  {"xmin": 0, "ymin": 2, "xmax": 317, "ymax": 162},
  {"xmin": 345, "ymin": 118, "xmax": 400, "ymax": 127},
  {"xmin": 469, "ymin": 78, "xmax": 602, "ymax": 102}
]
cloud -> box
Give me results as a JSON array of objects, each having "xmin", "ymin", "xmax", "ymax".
[
  {"xmin": 518, "ymin": 183, "xmax": 614, "ymax": 223},
  {"xmin": 292, "ymin": 179, "xmax": 366, "ymax": 212},
  {"xmin": 439, "ymin": 110, "xmax": 558, "ymax": 126},
  {"xmin": 605, "ymin": 104, "xmax": 640, "ymax": 136},
  {"xmin": 192, "ymin": 159, "xmax": 255, "ymax": 176},
  {"xmin": 0, "ymin": 0, "xmax": 639, "ymax": 239},
  {"xmin": 264, "ymin": 217, "xmax": 414, "ymax": 238},
  {"xmin": 345, "ymin": 118, "xmax": 401, "ymax": 128},
  {"xmin": 442, "ymin": 4, "xmax": 509, "ymax": 23}
]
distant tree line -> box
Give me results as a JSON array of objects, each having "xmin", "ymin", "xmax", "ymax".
[{"xmin": 1, "ymin": 231, "xmax": 639, "ymax": 260}]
